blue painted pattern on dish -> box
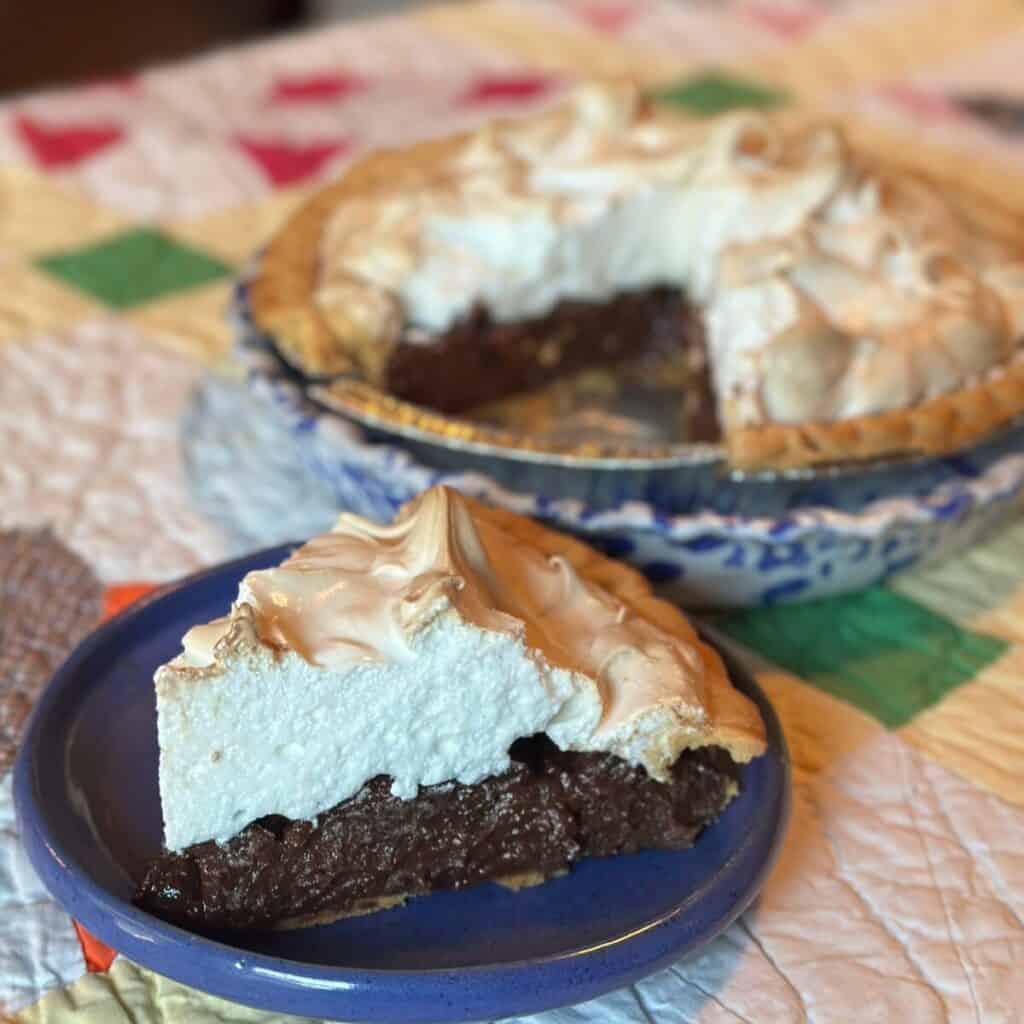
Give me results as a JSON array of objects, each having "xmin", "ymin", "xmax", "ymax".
[{"xmin": 233, "ymin": 279, "xmax": 1024, "ymax": 608}]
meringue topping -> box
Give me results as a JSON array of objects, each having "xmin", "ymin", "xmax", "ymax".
[
  {"xmin": 317, "ymin": 85, "xmax": 840, "ymax": 333},
  {"xmin": 184, "ymin": 487, "xmax": 519, "ymax": 670},
  {"xmin": 181, "ymin": 486, "xmax": 717, "ymax": 744},
  {"xmin": 313, "ymin": 83, "xmax": 1024, "ymax": 430}
]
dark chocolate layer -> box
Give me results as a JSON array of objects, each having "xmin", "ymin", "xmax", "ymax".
[
  {"xmin": 136, "ymin": 737, "xmax": 740, "ymax": 931},
  {"xmin": 384, "ymin": 286, "xmax": 711, "ymax": 423}
]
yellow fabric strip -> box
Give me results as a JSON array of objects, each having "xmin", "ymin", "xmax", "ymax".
[
  {"xmin": 418, "ymin": 3, "xmax": 681, "ymax": 83},
  {"xmin": 166, "ymin": 189, "xmax": 310, "ymax": 268},
  {"xmin": 128, "ymin": 280, "xmax": 236, "ymax": 366},
  {"xmin": 900, "ymin": 646, "xmax": 1024, "ymax": 807},
  {"xmin": 0, "ymin": 168, "xmax": 128, "ymax": 258},
  {"xmin": 13, "ymin": 956, "xmax": 315, "ymax": 1024},
  {"xmin": 892, "ymin": 518, "xmax": 1024, "ymax": 637},
  {"xmin": 0, "ymin": 264, "xmax": 102, "ymax": 342},
  {"xmin": 744, "ymin": 0, "xmax": 1024, "ymax": 100},
  {"xmin": 421, "ymin": 0, "xmax": 1024, "ymax": 98}
]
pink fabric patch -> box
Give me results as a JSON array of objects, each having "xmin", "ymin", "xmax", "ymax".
[
  {"xmin": 270, "ymin": 72, "xmax": 368, "ymax": 104},
  {"xmin": 237, "ymin": 136, "xmax": 352, "ymax": 186},
  {"xmin": 744, "ymin": 2, "xmax": 824, "ymax": 40},
  {"xmin": 460, "ymin": 74, "xmax": 555, "ymax": 105},
  {"xmin": 14, "ymin": 115, "xmax": 123, "ymax": 167},
  {"xmin": 571, "ymin": 1, "xmax": 642, "ymax": 35},
  {"xmin": 876, "ymin": 83, "xmax": 962, "ymax": 121}
]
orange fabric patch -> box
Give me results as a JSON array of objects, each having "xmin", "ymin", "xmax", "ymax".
[
  {"xmin": 72, "ymin": 920, "xmax": 118, "ymax": 973},
  {"xmin": 102, "ymin": 583, "xmax": 157, "ymax": 620},
  {"xmin": 74, "ymin": 582, "xmax": 157, "ymax": 972}
]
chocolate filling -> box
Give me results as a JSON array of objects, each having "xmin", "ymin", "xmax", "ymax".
[
  {"xmin": 136, "ymin": 737, "xmax": 740, "ymax": 931},
  {"xmin": 384, "ymin": 286, "xmax": 714, "ymax": 432}
]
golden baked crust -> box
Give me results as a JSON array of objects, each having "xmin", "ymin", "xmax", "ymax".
[
  {"xmin": 276, "ymin": 893, "xmax": 407, "ymax": 930},
  {"xmin": 275, "ymin": 868, "xmax": 571, "ymax": 928},
  {"xmin": 249, "ymin": 134, "xmax": 473, "ymax": 380},
  {"xmin": 249, "ymin": 112, "xmax": 1024, "ymax": 469},
  {"xmin": 453, "ymin": 496, "xmax": 768, "ymax": 764},
  {"xmin": 728, "ymin": 353, "xmax": 1024, "ymax": 469}
]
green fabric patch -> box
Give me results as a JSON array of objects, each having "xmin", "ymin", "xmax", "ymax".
[
  {"xmin": 651, "ymin": 71, "xmax": 788, "ymax": 115},
  {"xmin": 717, "ymin": 587, "xmax": 1008, "ymax": 728},
  {"xmin": 37, "ymin": 228, "xmax": 233, "ymax": 309}
]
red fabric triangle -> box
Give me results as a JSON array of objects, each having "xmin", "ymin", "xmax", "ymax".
[
  {"xmin": 15, "ymin": 115, "xmax": 123, "ymax": 168},
  {"xmin": 103, "ymin": 583, "xmax": 157, "ymax": 621},
  {"xmin": 72, "ymin": 921, "xmax": 118, "ymax": 973},
  {"xmin": 237, "ymin": 136, "xmax": 350, "ymax": 187},
  {"xmin": 270, "ymin": 72, "xmax": 367, "ymax": 104},
  {"xmin": 461, "ymin": 74, "xmax": 555, "ymax": 105},
  {"xmin": 572, "ymin": 2, "xmax": 639, "ymax": 35}
]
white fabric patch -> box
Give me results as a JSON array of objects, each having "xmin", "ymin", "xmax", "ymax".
[
  {"xmin": 0, "ymin": 320, "xmax": 226, "ymax": 583},
  {"xmin": 0, "ymin": 773, "xmax": 86, "ymax": 1016}
]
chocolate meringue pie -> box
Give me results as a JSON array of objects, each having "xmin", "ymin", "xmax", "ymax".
[
  {"xmin": 135, "ymin": 486, "xmax": 765, "ymax": 931},
  {"xmin": 250, "ymin": 84, "xmax": 1024, "ymax": 468}
]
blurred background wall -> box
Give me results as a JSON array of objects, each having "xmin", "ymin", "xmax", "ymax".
[{"xmin": 0, "ymin": 0, "xmax": 437, "ymax": 95}]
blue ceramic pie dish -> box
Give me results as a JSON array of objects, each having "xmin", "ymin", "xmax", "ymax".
[
  {"xmin": 233, "ymin": 280, "xmax": 1024, "ymax": 608},
  {"xmin": 15, "ymin": 546, "xmax": 789, "ymax": 1022}
]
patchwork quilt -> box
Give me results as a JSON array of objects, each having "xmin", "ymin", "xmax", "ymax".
[{"xmin": 2, "ymin": 2, "xmax": 1023, "ymax": 1021}]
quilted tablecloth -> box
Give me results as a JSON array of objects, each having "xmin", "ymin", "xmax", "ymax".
[{"xmin": 3, "ymin": 2, "xmax": 1024, "ymax": 1021}]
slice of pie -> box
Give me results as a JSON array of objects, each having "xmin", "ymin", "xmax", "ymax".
[
  {"xmin": 249, "ymin": 83, "xmax": 1024, "ymax": 468},
  {"xmin": 135, "ymin": 486, "xmax": 766, "ymax": 931}
]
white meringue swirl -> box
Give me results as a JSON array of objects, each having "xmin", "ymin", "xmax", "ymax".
[{"xmin": 314, "ymin": 83, "xmax": 1024, "ymax": 428}]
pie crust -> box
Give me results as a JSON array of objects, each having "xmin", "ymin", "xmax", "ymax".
[{"xmin": 249, "ymin": 108, "xmax": 1024, "ymax": 470}]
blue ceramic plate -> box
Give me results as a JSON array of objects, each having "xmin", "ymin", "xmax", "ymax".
[{"xmin": 15, "ymin": 546, "xmax": 789, "ymax": 1023}]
